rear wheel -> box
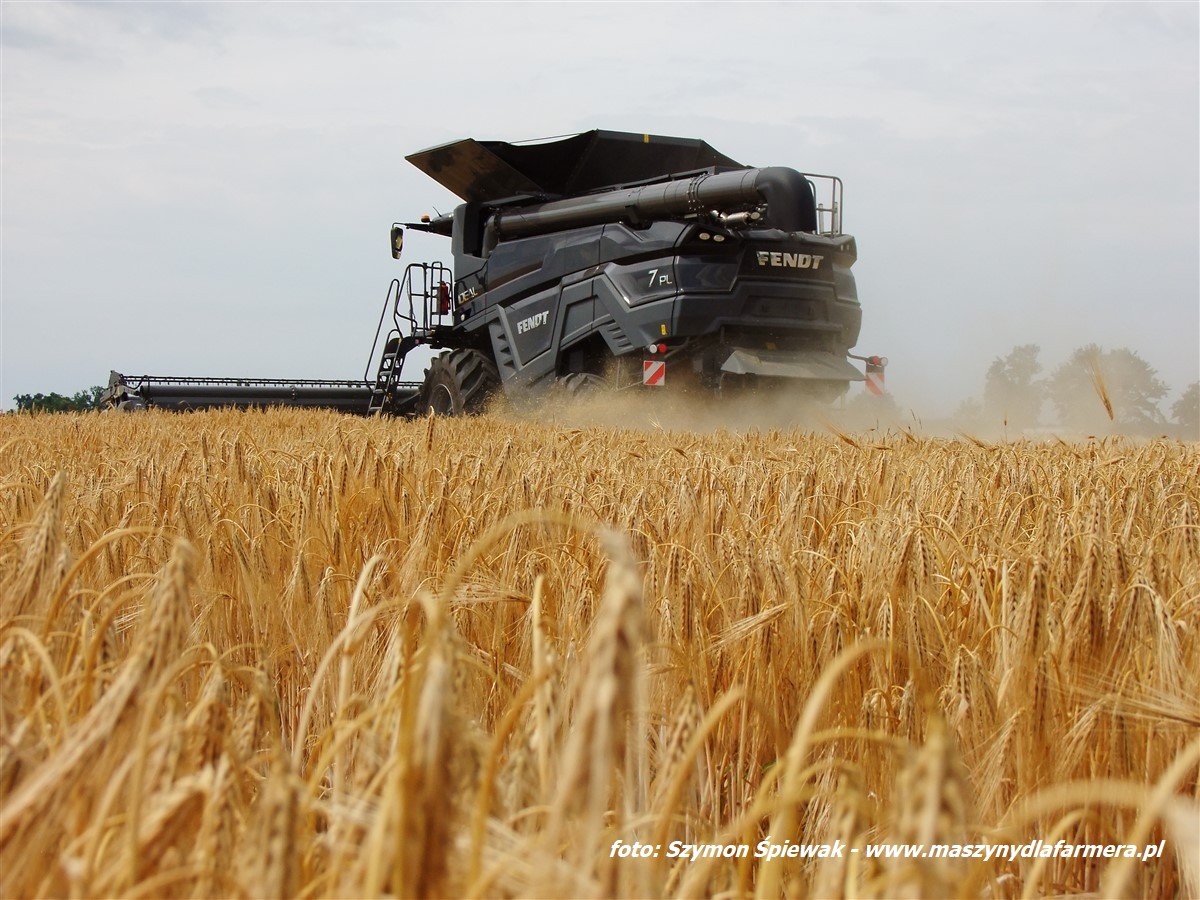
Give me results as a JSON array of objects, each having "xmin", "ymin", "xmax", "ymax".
[
  {"xmin": 560, "ymin": 372, "xmax": 607, "ymax": 398},
  {"xmin": 420, "ymin": 349, "xmax": 500, "ymax": 416}
]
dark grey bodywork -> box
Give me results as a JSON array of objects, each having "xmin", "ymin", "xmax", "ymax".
[
  {"xmin": 103, "ymin": 130, "xmax": 867, "ymax": 414},
  {"xmin": 409, "ymin": 130, "xmax": 864, "ymax": 399}
]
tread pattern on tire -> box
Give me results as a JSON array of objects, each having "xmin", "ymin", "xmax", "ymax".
[
  {"xmin": 560, "ymin": 372, "xmax": 607, "ymax": 397},
  {"xmin": 420, "ymin": 349, "xmax": 500, "ymax": 416}
]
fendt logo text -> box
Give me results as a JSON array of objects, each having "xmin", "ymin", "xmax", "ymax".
[
  {"xmin": 756, "ymin": 251, "xmax": 824, "ymax": 270},
  {"xmin": 517, "ymin": 311, "xmax": 550, "ymax": 334}
]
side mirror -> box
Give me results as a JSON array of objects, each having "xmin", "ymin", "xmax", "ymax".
[{"xmin": 390, "ymin": 224, "xmax": 404, "ymax": 260}]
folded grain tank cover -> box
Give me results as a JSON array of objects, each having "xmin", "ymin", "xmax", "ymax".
[{"xmin": 405, "ymin": 130, "xmax": 745, "ymax": 202}]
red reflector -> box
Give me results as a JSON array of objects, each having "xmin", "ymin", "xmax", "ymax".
[{"xmin": 658, "ymin": 343, "xmax": 667, "ymax": 353}]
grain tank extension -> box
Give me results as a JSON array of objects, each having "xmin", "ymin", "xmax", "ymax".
[{"xmin": 103, "ymin": 130, "xmax": 883, "ymax": 414}]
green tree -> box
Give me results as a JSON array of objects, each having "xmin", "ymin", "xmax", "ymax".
[
  {"xmin": 12, "ymin": 386, "xmax": 104, "ymax": 413},
  {"xmin": 983, "ymin": 344, "xmax": 1044, "ymax": 430},
  {"xmin": 953, "ymin": 395, "xmax": 983, "ymax": 427},
  {"xmin": 1047, "ymin": 345, "xmax": 1168, "ymax": 433},
  {"xmin": 1172, "ymin": 382, "xmax": 1199, "ymax": 439}
]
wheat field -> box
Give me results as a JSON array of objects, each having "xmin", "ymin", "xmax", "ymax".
[{"xmin": 0, "ymin": 407, "xmax": 1196, "ymax": 898}]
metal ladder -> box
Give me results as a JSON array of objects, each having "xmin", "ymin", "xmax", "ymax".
[{"xmin": 364, "ymin": 263, "xmax": 452, "ymax": 415}]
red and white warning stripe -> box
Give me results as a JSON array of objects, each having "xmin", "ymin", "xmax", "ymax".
[
  {"xmin": 865, "ymin": 355, "xmax": 886, "ymax": 396},
  {"xmin": 643, "ymin": 359, "xmax": 666, "ymax": 386}
]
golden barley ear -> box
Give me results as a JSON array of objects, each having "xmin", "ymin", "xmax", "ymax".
[
  {"xmin": 425, "ymin": 405, "xmax": 437, "ymax": 453},
  {"xmin": 651, "ymin": 681, "xmax": 703, "ymax": 809},
  {"xmin": 192, "ymin": 756, "xmax": 238, "ymax": 898},
  {"xmin": 544, "ymin": 527, "xmax": 646, "ymax": 897},
  {"xmin": 402, "ymin": 596, "xmax": 460, "ymax": 899},
  {"xmin": 0, "ymin": 537, "xmax": 197, "ymax": 868},
  {"xmin": 811, "ymin": 769, "xmax": 868, "ymax": 899},
  {"xmin": 137, "ymin": 539, "xmax": 198, "ymax": 679},
  {"xmin": 5, "ymin": 470, "xmax": 67, "ymax": 621},
  {"xmin": 243, "ymin": 753, "xmax": 303, "ymax": 900},
  {"xmin": 1019, "ymin": 557, "xmax": 1049, "ymax": 662},
  {"xmin": 101, "ymin": 767, "xmax": 214, "ymax": 895},
  {"xmin": 883, "ymin": 709, "xmax": 972, "ymax": 899},
  {"xmin": 1087, "ymin": 352, "xmax": 1115, "ymax": 421}
]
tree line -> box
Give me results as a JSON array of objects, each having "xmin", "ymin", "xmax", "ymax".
[
  {"xmin": 10, "ymin": 387, "xmax": 105, "ymax": 413},
  {"xmin": 965, "ymin": 344, "xmax": 1198, "ymax": 437},
  {"xmin": 9, "ymin": 347, "xmax": 1200, "ymax": 439}
]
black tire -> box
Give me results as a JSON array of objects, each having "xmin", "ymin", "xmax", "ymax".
[
  {"xmin": 419, "ymin": 349, "xmax": 500, "ymax": 416},
  {"xmin": 560, "ymin": 372, "xmax": 607, "ymax": 398}
]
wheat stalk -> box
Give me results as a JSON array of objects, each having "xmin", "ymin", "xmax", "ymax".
[{"xmin": 0, "ymin": 411, "xmax": 1195, "ymax": 898}]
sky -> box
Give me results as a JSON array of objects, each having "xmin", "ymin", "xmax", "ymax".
[{"xmin": 2, "ymin": 1, "xmax": 1197, "ymax": 416}]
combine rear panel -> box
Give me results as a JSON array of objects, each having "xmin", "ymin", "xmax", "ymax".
[{"xmin": 405, "ymin": 132, "xmax": 865, "ymax": 400}]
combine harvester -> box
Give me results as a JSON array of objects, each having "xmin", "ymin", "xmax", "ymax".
[{"xmin": 104, "ymin": 130, "xmax": 885, "ymax": 415}]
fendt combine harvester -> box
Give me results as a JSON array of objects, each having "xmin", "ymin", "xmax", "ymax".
[{"xmin": 104, "ymin": 130, "xmax": 885, "ymax": 415}]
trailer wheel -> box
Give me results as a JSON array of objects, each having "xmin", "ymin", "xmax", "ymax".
[{"xmin": 420, "ymin": 350, "xmax": 500, "ymax": 416}]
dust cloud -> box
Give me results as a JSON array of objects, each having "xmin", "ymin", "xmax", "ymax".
[
  {"xmin": 496, "ymin": 381, "xmax": 918, "ymax": 438},
  {"xmin": 495, "ymin": 372, "xmax": 1193, "ymax": 442}
]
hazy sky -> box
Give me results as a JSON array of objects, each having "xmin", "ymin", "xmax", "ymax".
[{"xmin": 3, "ymin": 2, "xmax": 1197, "ymax": 415}]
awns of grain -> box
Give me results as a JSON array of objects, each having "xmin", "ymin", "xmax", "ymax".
[{"xmin": 0, "ymin": 408, "xmax": 1197, "ymax": 898}]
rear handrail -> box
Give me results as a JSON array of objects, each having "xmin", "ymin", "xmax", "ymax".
[
  {"xmin": 406, "ymin": 261, "xmax": 454, "ymax": 328},
  {"xmin": 363, "ymin": 263, "xmax": 454, "ymax": 383},
  {"xmin": 363, "ymin": 278, "xmax": 404, "ymax": 383},
  {"xmin": 803, "ymin": 173, "xmax": 843, "ymax": 236}
]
